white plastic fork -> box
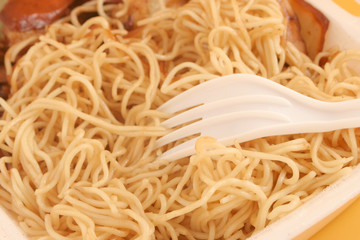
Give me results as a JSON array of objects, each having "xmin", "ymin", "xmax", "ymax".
[{"xmin": 156, "ymin": 74, "xmax": 360, "ymax": 161}]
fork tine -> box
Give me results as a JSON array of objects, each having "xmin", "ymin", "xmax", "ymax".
[
  {"xmin": 156, "ymin": 110, "xmax": 290, "ymax": 148},
  {"xmin": 157, "ymin": 138, "xmax": 198, "ymax": 161},
  {"xmin": 157, "ymin": 111, "xmax": 291, "ymax": 161},
  {"xmin": 161, "ymin": 95, "xmax": 290, "ymax": 128},
  {"xmin": 158, "ymin": 74, "xmax": 276, "ymax": 114}
]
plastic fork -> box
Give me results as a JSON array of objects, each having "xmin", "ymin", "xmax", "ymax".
[{"xmin": 156, "ymin": 74, "xmax": 360, "ymax": 161}]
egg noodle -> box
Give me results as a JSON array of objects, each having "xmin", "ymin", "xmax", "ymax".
[{"xmin": 0, "ymin": 0, "xmax": 360, "ymax": 239}]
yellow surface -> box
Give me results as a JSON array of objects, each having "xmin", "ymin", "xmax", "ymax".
[
  {"xmin": 332, "ymin": 0, "xmax": 360, "ymax": 16},
  {"xmin": 310, "ymin": 196, "xmax": 360, "ymax": 240}
]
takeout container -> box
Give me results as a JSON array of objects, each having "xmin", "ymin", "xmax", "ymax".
[
  {"xmin": 249, "ymin": 165, "xmax": 360, "ymax": 239},
  {"xmin": 0, "ymin": 0, "xmax": 360, "ymax": 239},
  {"xmin": 252, "ymin": 0, "xmax": 360, "ymax": 238},
  {"xmin": 253, "ymin": 0, "xmax": 360, "ymax": 238}
]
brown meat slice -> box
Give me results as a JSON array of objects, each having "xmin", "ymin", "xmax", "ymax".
[
  {"xmin": 288, "ymin": 0, "xmax": 329, "ymax": 59},
  {"xmin": 0, "ymin": 0, "xmax": 77, "ymax": 45},
  {"xmin": 278, "ymin": 0, "xmax": 306, "ymax": 54},
  {"xmin": 278, "ymin": 0, "xmax": 329, "ymax": 60},
  {"xmin": 0, "ymin": 0, "xmax": 75, "ymax": 32}
]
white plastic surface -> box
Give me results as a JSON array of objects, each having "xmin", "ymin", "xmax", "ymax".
[
  {"xmin": 157, "ymin": 74, "xmax": 360, "ymax": 161},
  {"xmin": 306, "ymin": 0, "xmax": 360, "ymax": 52},
  {"xmin": 248, "ymin": 163, "xmax": 360, "ymax": 240},
  {"xmin": 0, "ymin": 206, "xmax": 28, "ymax": 240},
  {"xmin": 307, "ymin": 0, "xmax": 360, "ymax": 74}
]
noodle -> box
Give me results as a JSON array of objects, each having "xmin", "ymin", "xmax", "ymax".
[{"xmin": 0, "ymin": 0, "xmax": 359, "ymax": 239}]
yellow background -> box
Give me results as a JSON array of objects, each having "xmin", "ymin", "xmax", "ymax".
[
  {"xmin": 310, "ymin": 196, "xmax": 360, "ymax": 240},
  {"xmin": 332, "ymin": 0, "xmax": 360, "ymax": 16}
]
